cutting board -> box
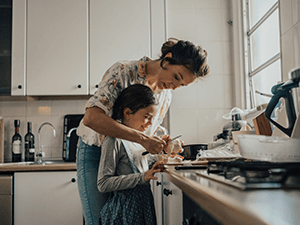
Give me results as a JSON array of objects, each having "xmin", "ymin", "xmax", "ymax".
[
  {"xmin": 0, "ymin": 119, "xmax": 4, "ymax": 163},
  {"xmin": 253, "ymin": 111, "xmax": 272, "ymax": 136}
]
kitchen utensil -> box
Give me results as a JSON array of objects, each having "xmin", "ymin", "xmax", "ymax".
[
  {"xmin": 175, "ymin": 165, "xmax": 207, "ymax": 170},
  {"xmin": 252, "ymin": 111, "xmax": 272, "ymax": 136},
  {"xmin": 62, "ymin": 114, "xmax": 84, "ymax": 162},
  {"xmin": 237, "ymin": 134, "xmax": 300, "ymax": 162},
  {"xmin": 179, "ymin": 144, "xmax": 208, "ymax": 160},
  {"xmin": 142, "ymin": 134, "xmax": 182, "ymax": 156},
  {"xmin": 213, "ymin": 107, "xmax": 249, "ymax": 141},
  {"xmin": 265, "ymin": 67, "xmax": 300, "ymax": 137}
]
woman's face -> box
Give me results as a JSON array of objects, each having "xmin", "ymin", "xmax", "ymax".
[
  {"xmin": 157, "ymin": 60, "xmax": 197, "ymax": 90},
  {"xmin": 123, "ymin": 105, "xmax": 158, "ymax": 132}
]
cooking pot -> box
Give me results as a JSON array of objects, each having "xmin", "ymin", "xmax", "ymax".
[{"xmin": 179, "ymin": 144, "xmax": 208, "ymax": 160}]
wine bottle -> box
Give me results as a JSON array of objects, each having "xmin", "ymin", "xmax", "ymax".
[
  {"xmin": 25, "ymin": 122, "xmax": 35, "ymax": 162},
  {"xmin": 12, "ymin": 119, "xmax": 22, "ymax": 162}
]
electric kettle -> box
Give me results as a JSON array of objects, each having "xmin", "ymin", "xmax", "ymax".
[{"xmin": 265, "ymin": 67, "xmax": 300, "ymax": 137}]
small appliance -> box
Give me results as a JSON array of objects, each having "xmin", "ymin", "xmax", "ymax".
[
  {"xmin": 62, "ymin": 114, "xmax": 84, "ymax": 162},
  {"xmin": 265, "ymin": 67, "xmax": 300, "ymax": 137},
  {"xmin": 213, "ymin": 107, "xmax": 249, "ymax": 141}
]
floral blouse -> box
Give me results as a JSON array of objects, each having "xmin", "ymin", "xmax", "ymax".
[{"xmin": 77, "ymin": 56, "xmax": 172, "ymax": 147}]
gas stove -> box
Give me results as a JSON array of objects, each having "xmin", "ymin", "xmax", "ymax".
[{"xmin": 196, "ymin": 159, "xmax": 300, "ymax": 190}]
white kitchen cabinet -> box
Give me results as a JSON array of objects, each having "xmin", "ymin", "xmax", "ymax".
[
  {"xmin": 12, "ymin": 0, "xmax": 88, "ymax": 96},
  {"xmin": 161, "ymin": 173, "xmax": 183, "ymax": 225},
  {"xmin": 11, "ymin": 0, "xmax": 26, "ymax": 96},
  {"xmin": 151, "ymin": 173, "xmax": 163, "ymax": 225},
  {"xmin": 89, "ymin": 0, "xmax": 166, "ymax": 94},
  {"xmin": 14, "ymin": 171, "xmax": 83, "ymax": 225},
  {"xmin": 12, "ymin": 0, "xmax": 165, "ymax": 96}
]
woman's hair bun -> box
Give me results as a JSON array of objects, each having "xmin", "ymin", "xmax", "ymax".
[{"xmin": 160, "ymin": 38, "xmax": 210, "ymax": 78}]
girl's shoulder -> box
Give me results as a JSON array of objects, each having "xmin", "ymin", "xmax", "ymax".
[{"xmin": 102, "ymin": 136, "xmax": 124, "ymax": 151}]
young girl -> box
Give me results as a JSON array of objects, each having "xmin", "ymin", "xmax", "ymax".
[{"xmin": 97, "ymin": 84, "xmax": 164, "ymax": 225}]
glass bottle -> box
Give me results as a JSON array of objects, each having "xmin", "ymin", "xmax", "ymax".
[
  {"xmin": 25, "ymin": 122, "xmax": 35, "ymax": 162},
  {"xmin": 12, "ymin": 119, "xmax": 22, "ymax": 162}
]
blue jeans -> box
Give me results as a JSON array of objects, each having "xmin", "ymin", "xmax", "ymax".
[{"xmin": 76, "ymin": 137, "xmax": 110, "ymax": 225}]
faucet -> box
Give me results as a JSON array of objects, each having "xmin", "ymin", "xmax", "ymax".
[
  {"xmin": 37, "ymin": 122, "xmax": 56, "ymax": 164},
  {"xmin": 67, "ymin": 127, "xmax": 77, "ymax": 138}
]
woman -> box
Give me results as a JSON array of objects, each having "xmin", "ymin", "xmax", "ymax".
[
  {"xmin": 76, "ymin": 38, "xmax": 210, "ymax": 225},
  {"xmin": 98, "ymin": 84, "xmax": 163, "ymax": 225}
]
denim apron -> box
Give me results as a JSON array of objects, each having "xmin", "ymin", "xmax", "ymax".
[{"xmin": 99, "ymin": 140, "xmax": 157, "ymax": 225}]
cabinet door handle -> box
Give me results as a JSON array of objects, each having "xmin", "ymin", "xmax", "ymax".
[
  {"xmin": 156, "ymin": 181, "xmax": 161, "ymax": 186},
  {"xmin": 71, "ymin": 178, "xmax": 76, "ymax": 183},
  {"xmin": 95, "ymin": 84, "xmax": 99, "ymax": 88},
  {"xmin": 163, "ymin": 188, "xmax": 172, "ymax": 196},
  {"xmin": 18, "ymin": 85, "xmax": 22, "ymax": 89},
  {"xmin": 77, "ymin": 84, "xmax": 81, "ymax": 88}
]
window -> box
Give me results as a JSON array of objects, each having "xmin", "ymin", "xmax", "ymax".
[{"xmin": 243, "ymin": 0, "xmax": 282, "ymax": 108}]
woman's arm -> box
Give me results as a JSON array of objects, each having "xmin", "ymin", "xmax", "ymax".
[{"xmin": 83, "ymin": 107, "xmax": 166, "ymax": 154}]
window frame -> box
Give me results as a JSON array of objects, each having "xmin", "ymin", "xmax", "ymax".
[{"xmin": 232, "ymin": 0, "xmax": 282, "ymax": 110}]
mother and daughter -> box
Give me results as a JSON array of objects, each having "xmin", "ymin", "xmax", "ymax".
[{"xmin": 76, "ymin": 38, "xmax": 210, "ymax": 224}]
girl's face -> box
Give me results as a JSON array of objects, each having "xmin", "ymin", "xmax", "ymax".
[
  {"xmin": 157, "ymin": 54, "xmax": 197, "ymax": 90},
  {"xmin": 123, "ymin": 105, "xmax": 158, "ymax": 132}
]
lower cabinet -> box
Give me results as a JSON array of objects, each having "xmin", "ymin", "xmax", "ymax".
[
  {"xmin": 14, "ymin": 171, "xmax": 83, "ymax": 225},
  {"xmin": 151, "ymin": 173, "xmax": 183, "ymax": 225}
]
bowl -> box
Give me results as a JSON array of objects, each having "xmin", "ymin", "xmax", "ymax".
[
  {"xmin": 179, "ymin": 144, "xmax": 208, "ymax": 160},
  {"xmin": 237, "ymin": 134, "xmax": 300, "ymax": 162}
]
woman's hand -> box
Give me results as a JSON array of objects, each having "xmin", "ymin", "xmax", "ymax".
[
  {"xmin": 144, "ymin": 161, "xmax": 164, "ymax": 182},
  {"xmin": 141, "ymin": 135, "xmax": 167, "ymax": 154}
]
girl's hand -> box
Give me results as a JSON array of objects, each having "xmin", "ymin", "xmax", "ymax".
[
  {"xmin": 144, "ymin": 161, "xmax": 164, "ymax": 182},
  {"xmin": 142, "ymin": 135, "xmax": 167, "ymax": 154}
]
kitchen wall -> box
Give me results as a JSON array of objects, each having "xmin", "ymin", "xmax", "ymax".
[
  {"xmin": 0, "ymin": 0, "xmax": 233, "ymax": 161},
  {"xmin": 279, "ymin": 0, "xmax": 300, "ymax": 113},
  {"xmin": 0, "ymin": 98, "xmax": 88, "ymax": 161},
  {"xmin": 167, "ymin": 0, "xmax": 234, "ymax": 144}
]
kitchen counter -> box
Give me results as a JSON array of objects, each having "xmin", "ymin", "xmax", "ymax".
[
  {"xmin": 0, "ymin": 160, "xmax": 76, "ymax": 172},
  {"xmin": 164, "ymin": 167, "xmax": 300, "ymax": 225}
]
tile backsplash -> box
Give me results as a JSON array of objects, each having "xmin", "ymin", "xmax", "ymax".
[
  {"xmin": 167, "ymin": 0, "xmax": 234, "ymax": 144},
  {"xmin": 0, "ymin": 98, "xmax": 88, "ymax": 162}
]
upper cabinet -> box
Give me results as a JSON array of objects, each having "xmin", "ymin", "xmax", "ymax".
[
  {"xmin": 89, "ymin": 0, "xmax": 166, "ymax": 94},
  {"xmin": 11, "ymin": 0, "xmax": 165, "ymax": 96},
  {"xmin": 12, "ymin": 0, "xmax": 88, "ymax": 96}
]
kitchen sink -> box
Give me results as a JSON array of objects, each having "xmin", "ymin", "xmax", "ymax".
[{"xmin": 0, "ymin": 160, "xmax": 67, "ymax": 166}]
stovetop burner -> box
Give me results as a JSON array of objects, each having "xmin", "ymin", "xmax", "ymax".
[{"xmin": 196, "ymin": 159, "xmax": 300, "ymax": 190}]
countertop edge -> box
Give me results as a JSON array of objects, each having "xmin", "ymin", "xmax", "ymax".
[
  {"xmin": 0, "ymin": 163, "xmax": 77, "ymax": 172},
  {"xmin": 164, "ymin": 169, "xmax": 269, "ymax": 225}
]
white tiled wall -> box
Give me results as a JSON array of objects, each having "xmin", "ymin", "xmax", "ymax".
[
  {"xmin": 167, "ymin": 0, "xmax": 234, "ymax": 144},
  {"xmin": 0, "ymin": 99, "xmax": 87, "ymax": 162},
  {"xmin": 280, "ymin": 0, "xmax": 300, "ymax": 113}
]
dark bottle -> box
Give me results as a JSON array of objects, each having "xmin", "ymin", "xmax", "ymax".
[
  {"xmin": 25, "ymin": 122, "xmax": 35, "ymax": 162},
  {"xmin": 12, "ymin": 120, "xmax": 22, "ymax": 162}
]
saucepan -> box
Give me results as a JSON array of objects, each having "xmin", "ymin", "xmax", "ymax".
[{"xmin": 179, "ymin": 144, "xmax": 208, "ymax": 160}]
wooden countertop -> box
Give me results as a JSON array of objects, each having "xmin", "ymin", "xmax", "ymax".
[
  {"xmin": 164, "ymin": 168, "xmax": 300, "ymax": 225},
  {"xmin": 0, "ymin": 161, "xmax": 77, "ymax": 172}
]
